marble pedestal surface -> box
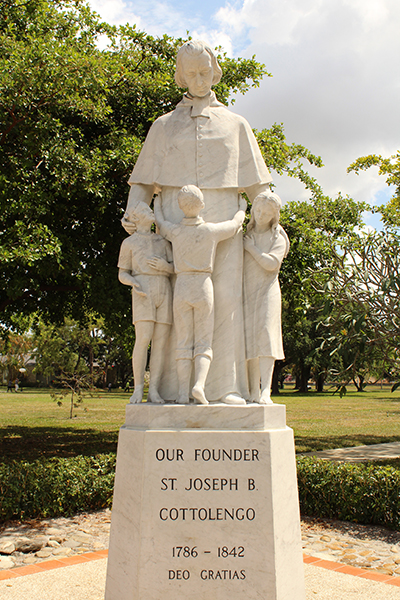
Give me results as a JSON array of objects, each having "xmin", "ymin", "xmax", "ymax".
[{"xmin": 105, "ymin": 404, "xmax": 305, "ymax": 600}]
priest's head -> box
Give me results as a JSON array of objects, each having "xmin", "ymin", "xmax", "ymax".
[{"xmin": 175, "ymin": 40, "xmax": 222, "ymax": 97}]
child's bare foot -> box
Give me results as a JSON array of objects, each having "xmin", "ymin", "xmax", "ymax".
[
  {"xmin": 192, "ymin": 385, "xmax": 209, "ymax": 405},
  {"xmin": 259, "ymin": 391, "xmax": 273, "ymax": 405},
  {"xmin": 129, "ymin": 387, "xmax": 144, "ymax": 404},
  {"xmin": 147, "ymin": 388, "xmax": 165, "ymax": 404}
]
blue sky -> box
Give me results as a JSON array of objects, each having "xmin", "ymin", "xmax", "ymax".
[{"xmin": 89, "ymin": 0, "xmax": 400, "ymax": 229}]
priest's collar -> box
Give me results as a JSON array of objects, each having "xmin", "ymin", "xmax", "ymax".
[{"xmin": 178, "ymin": 91, "xmax": 224, "ymax": 118}]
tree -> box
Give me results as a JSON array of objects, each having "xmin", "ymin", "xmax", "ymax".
[
  {"xmin": 348, "ymin": 152, "xmax": 400, "ymax": 226},
  {"xmin": 273, "ymin": 194, "xmax": 368, "ymax": 393},
  {"xmin": 0, "ymin": 331, "xmax": 34, "ymax": 382},
  {"xmin": 32, "ymin": 314, "xmax": 133, "ymax": 388},
  {"xmin": 314, "ymin": 227, "xmax": 400, "ymax": 389},
  {"xmin": 256, "ymin": 123, "xmax": 324, "ymax": 200},
  {"xmin": 33, "ymin": 316, "xmax": 103, "ymax": 416},
  {"xmin": 0, "ymin": 0, "xmax": 271, "ymax": 328}
]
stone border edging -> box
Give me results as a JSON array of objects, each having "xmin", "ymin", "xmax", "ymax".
[
  {"xmin": 2, "ymin": 550, "xmax": 400, "ymax": 588},
  {"xmin": 304, "ymin": 554, "xmax": 400, "ymax": 587},
  {"xmin": 0, "ymin": 549, "xmax": 108, "ymax": 581}
]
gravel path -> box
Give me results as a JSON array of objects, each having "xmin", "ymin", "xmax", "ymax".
[
  {"xmin": 0, "ymin": 510, "xmax": 110, "ymax": 570},
  {"xmin": 302, "ymin": 516, "xmax": 400, "ymax": 576}
]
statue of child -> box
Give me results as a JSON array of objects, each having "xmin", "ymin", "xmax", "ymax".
[
  {"xmin": 243, "ymin": 191, "xmax": 290, "ymax": 404},
  {"xmin": 118, "ymin": 201, "xmax": 173, "ymax": 404},
  {"xmin": 154, "ymin": 186, "xmax": 246, "ymax": 405}
]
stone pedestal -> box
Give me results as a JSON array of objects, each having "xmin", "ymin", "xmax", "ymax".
[{"xmin": 105, "ymin": 404, "xmax": 305, "ymax": 600}]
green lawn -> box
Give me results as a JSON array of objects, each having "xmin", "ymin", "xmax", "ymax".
[
  {"xmin": 1, "ymin": 384, "xmax": 400, "ymax": 461},
  {"xmin": 280, "ymin": 385, "xmax": 400, "ymax": 453},
  {"xmin": 0, "ymin": 387, "xmax": 128, "ymax": 461}
]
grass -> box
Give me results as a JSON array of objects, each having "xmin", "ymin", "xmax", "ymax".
[
  {"xmin": 279, "ymin": 384, "xmax": 400, "ymax": 453},
  {"xmin": 1, "ymin": 384, "xmax": 400, "ymax": 461},
  {"xmin": 0, "ymin": 387, "xmax": 128, "ymax": 461}
]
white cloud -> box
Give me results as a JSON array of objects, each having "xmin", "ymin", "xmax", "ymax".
[
  {"xmin": 218, "ymin": 0, "xmax": 400, "ymax": 210},
  {"xmin": 90, "ymin": 0, "xmax": 142, "ymax": 26},
  {"xmin": 88, "ymin": 0, "xmax": 400, "ymax": 219}
]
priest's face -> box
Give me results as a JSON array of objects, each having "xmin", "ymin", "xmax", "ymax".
[{"xmin": 181, "ymin": 51, "xmax": 214, "ymax": 97}]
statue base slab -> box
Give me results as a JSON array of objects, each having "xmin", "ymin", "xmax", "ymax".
[{"xmin": 105, "ymin": 404, "xmax": 305, "ymax": 600}]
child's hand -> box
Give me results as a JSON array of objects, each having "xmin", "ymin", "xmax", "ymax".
[
  {"xmin": 243, "ymin": 235, "xmax": 255, "ymax": 252},
  {"xmin": 147, "ymin": 256, "xmax": 169, "ymax": 272},
  {"xmin": 239, "ymin": 196, "xmax": 248, "ymax": 213},
  {"xmin": 132, "ymin": 282, "xmax": 147, "ymax": 298}
]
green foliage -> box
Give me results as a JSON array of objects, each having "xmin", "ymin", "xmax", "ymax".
[
  {"xmin": 314, "ymin": 228, "xmax": 400, "ymax": 387},
  {"xmin": 214, "ymin": 54, "xmax": 270, "ymax": 105},
  {"xmin": 276, "ymin": 194, "xmax": 367, "ymax": 391},
  {"xmin": 0, "ymin": 330, "xmax": 34, "ymax": 380},
  {"xmin": 256, "ymin": 123, "xmax": 324, "ymax": 198},
  {"xmin": 0, "ymin": 0, "xmax": 272, "ymax": 329},
  {"xmin": 33, "ymin": 315, "xmax": 133, "ymax": 389},
  {"xmin": 0, "ymin": 453, "xmax": 116, "ymax": 522},
  {"xmin": 297, "ymin": 457, "xmax": 400, "ymax": 530},
  {"xmin": 34, "ymin": 317, "xmax": 92, "ymax": 376},
  {"xmin": 348, "ymin": 152, "xmax": 400, "ymax": 226}
]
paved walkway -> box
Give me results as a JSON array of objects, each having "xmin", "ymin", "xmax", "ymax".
[
  {"xmin": 304, "ymin": 441, "xmax": 400, "ymax": 462},
  {"xmin": 2, "ymin": 554, "xmax": 400, "ymax": 600}
]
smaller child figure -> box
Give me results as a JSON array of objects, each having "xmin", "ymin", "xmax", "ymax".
[
  {"xmin": 154, "ymin": 186, "xmax": 246, "ymax": 405},
  {"xmin": 118, "ymin": 201, "xmax": 173, "ymax": 404},
  {"xmin": 244, "ymin": 191, "xmax": 289, "ymax": 404}
]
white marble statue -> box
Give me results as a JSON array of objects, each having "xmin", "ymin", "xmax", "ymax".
[
  {"xmin": 154, "ymin": 186, "xmax": 246, "ymax": 405},
  {"xmin": 118, "ymin": 201, "xmax": 173, "ymax": 404},
  {"xmin": 122, "ymin": 39, "xmax": 273, "ymax": 404},
  {"xmin": 243, "ymin": 192, "xmax": 289, "ymax": 404}
]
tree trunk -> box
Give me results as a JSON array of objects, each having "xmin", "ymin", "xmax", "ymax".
[
  {"xmin": 297, "ymin": 361, "xmax": 311, "ymax": 393},
  {"xmin": 353, "ymin": 374, "xmax": 365, "ymax": 392},
  {"xmin": 89, "ymin": 346, "xmax": 94, "ymax": 387},
  {"xmin": 316, "ymin": 371, "xmax": 325, "ymax": 393},
  {"xmin": 70, "ymin": 390, "xmax": 74, "ymax": 419},
  {"xmin": 102, "ymin": 359, "xmax": 109, "ymax": 389},
  {"xmin": 295, "ymin": 373, "xmax": 301, "ymax": 390}
]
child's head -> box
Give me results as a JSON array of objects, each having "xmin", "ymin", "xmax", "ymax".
[
  {"xmin": 178, "ymin": 185, "xmax": 205, "ymax": 218},
  {"xmin": 248, "ymin": 192, "xmax": 281, "ymax": 232},
  {"xmin": 125, "ymin": 201, "xmax": 154, "ymax": 229}
]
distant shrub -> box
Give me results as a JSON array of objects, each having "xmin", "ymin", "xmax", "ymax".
[
  {"xmin": 297, "ymin": 456, "xmax": 400, "ymax": 529},
  {"xmin": 0, "ymin": 454, "xmax": 116, "ymax": 522}
]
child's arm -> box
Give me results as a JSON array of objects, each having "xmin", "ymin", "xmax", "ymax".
[
  {"xmin": 208, "ymin": 198, "xmax": 247, "ymax": 242},
  {"xmin": 243, "ymin": 235, "xmax": 284, "ymax": 271},
  {"xmin": 153, "ymin": 196, "xmax": 173, "ymax": 240},
  {"xmin": 212, "ymin": 208, "xmax": 246, "ymax": 242},
  {"xmin": 118, "ymin": 268, "xmax": 147, "ymax": 297}
]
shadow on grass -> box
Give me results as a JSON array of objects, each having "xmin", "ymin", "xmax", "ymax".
[
  {"xmin": 0, "ymin": 426, "xmax": 118, "ymax": 462},
  {"xmin": 295, "ymin": 434, "xmax": 400, "ymax": 454}
]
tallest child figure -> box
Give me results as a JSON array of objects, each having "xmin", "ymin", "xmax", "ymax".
[{"xmin": 122, "ymin": 40, "xmax": 273, "ymax": 404}]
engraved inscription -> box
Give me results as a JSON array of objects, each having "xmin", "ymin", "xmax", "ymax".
[{"xmin": 151, "ymin": 445, "xmax": 262, "ymax": 585}]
